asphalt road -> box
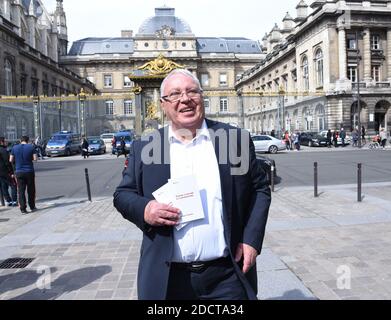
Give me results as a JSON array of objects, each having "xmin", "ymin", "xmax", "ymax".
[{"xmin": 33, "ymin": 149, "xmax": 391, "ymax": 200}]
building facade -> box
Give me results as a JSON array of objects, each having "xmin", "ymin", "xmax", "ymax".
[
  {"xmin": 0, "ymin": 0, "xmax": 95, "ymax": 140},
  {"xmin": 61, "ymin": 6, "xmax": 265, "ymax": 135},
  {"xmin": 236, "ymin": 0, "xmax": 391, "ymax": 137}
]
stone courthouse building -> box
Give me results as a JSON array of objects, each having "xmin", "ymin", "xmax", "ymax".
[
  {"xmin": 0, "ymin": 0, "xmax": 95, "ymax": 140},
  {"xmin": 2, "ymin": 1, "xmax": 391, "ymax": 138},
  {"xmin": 61, "ymin": 6, "xmax": 264, "ymax": 135},
  {"xmin": 236, "ymin": 0, "xmax": 391, "ymax": 136}
]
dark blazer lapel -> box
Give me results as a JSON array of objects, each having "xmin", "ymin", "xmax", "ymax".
[{"xmin": 206, "ymin": 119, "xmax": 233, "ymax": 240}]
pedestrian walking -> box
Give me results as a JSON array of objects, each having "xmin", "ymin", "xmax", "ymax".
[
  {"xmin": 270, "ymin": 129, "xmax": 275, "ymax": 138},
  {"xmin": 34, "ymin": 136, "xmax": 44, "ymax": 160},
  {"xmin": 9, "ymin": 136, "xmax": 37, "ymax": 214},
  {"xmin": 361, "ymin": 126, "xmax": 366, "ymax": 145},
  {"xmin": 352, "ymin": 129, "xmax": 359, "ymax": 147},
  {"xmin": 380, "ymin": 129, "xmax": 388, "ymax": 149},
  {"xmin": 340, "ymin": 128, "xmax": 346, "ymax": 147},
  {"xmin": 333, "ymin": 130, "xmax": 338, "ymax": 148},
  {"xmin": 0, "ymin": 137, "xmax": 18, "ymax": 207},
  {"xmin": 326, "ymin": 129, "xmax": 332, "ymax": 148},
  {"xmin": 117, "ymin": 137, "xmax": 126, "ymax": 158},
  {"xmin": 284, "ymin": 131, "xmax": 291, "ymax": 151},
  {"xmin": 294, "ymin": 131, "xmax": 301, "ymax": 151},
  {"xmin": 81, "ymin": 137, "xmax": 89, "ymax": 159}
]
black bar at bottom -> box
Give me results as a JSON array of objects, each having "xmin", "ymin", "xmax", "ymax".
[
  {"xmin": 85, "ymin": 168, "xmax": 92, "ymax": 202},
  {"xmin": 358, "ymin": 163, "xmax": 362, "ymax": 202},
  {"xmin": 314, "ymin": 162, "xmax": 318, "ymax": 198}
]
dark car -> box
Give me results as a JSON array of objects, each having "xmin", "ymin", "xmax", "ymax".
[
  {"xmin": 299, "ymin": 132, "xmax": 327, "ymax": 147},
  {"xmin": 87, "ymin": 138, "xmax": 106, "ymax": 155},
  {"xmin": 112, "ymin": 131, "xmax": 134, "ymax": 155}
]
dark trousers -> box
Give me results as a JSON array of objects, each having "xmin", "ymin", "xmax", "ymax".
[
  {"xmin": 166, "ymin": 257, "xmax": 248, "ymax": 300},
  {"xmin": 16, "ymin": 172, "xmax": 36, "ymax": 210},
  {"xmin": 0, "ymin": 176, "xmax": 17, "ymax": 203}
]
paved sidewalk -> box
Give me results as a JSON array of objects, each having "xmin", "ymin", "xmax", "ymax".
[{"xmin": 0, "ymin": 183, "xmax": 391, "ymax": 300}]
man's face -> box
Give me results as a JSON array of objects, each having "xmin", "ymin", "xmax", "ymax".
[{"xmin": 160, "ymin": 74, "xmax": 204, "ymax": 131}]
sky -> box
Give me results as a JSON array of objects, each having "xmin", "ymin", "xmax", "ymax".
[{"xmin": 43, "ymin": 0, "xmax": 303, "ymax": 45}]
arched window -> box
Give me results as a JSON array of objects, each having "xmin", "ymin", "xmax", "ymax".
[
  {"xmin": 315, "ymin": 49, "xmax": 324, "ymax": 88},
  {"xmin": 5, "ymin": 59, "xmax": 14, "ymax": 96},
  {"xmin": 301, "ymin": 56, "xmax": 309, "ymax": 91},
  {"xmin": 6, "ymin": 115, "xmax": 17, "ymax": 140}
]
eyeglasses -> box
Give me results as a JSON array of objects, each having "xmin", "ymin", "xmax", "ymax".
[{"xmin": 161, "ymin": 89, "xmax": 202, "ymax": 103}]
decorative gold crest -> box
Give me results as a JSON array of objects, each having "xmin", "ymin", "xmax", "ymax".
[
  {"xmin": 138, "ymin": 54, "xmax": 185, "ymax": 76},
  {"xmin": 131, "ymin": 85, "xmax": 143, "ymax": 95},
  {"xmin": 146, "ymin": 101, "xmax": 158, "ymax": 120}
]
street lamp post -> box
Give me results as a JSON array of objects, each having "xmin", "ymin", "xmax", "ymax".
[
  {"xmin": 356, "ymin": 30, "xmax": 362, "ymax": 148},
  {"xmin": 33, "ymin": 96, "xmax": 40, "ymax": 139},
  {"xmin": 57, "ymin": 98, "xmax": 62, "ymax": 131},
  {"xmin": 78, "ymin": 88, "xmax": 86, "ymax": 137}
]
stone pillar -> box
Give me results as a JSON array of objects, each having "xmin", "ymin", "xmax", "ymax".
[
  {"xmin": 338, "ymin": 28, "xmax": 347, "ymax": 81},
  {"xmin": 363, "ymin": 28, "xmax": 372, "ymax": 82},
  {"xmin": 387, "ymin": 29, "xmax": 391, "ymax": 82}
]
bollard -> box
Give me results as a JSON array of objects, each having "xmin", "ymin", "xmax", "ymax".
[
  {"xmin": 84, "ymin": 168, "xmax": 92, "ymax": 202},
  {"xmin": 358, "ymin": 163, "xmax": 362, "ymax": 202},
  {"xmin": 270, "ymin": 165, "xmax": 275, "ymax": 192},
  {"xmin": 0, "ymin": 186, "xmax": 5, "ymax": 206},
  {"xmin": 314, "ymin": 162, "xmax": 318, "ymax": 198}
]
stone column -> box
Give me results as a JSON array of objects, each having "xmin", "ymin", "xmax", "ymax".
[
  {"xmin": 363, "ymin": 28, "xmax": 372, "ymax": 82},
  {"xmin": 387, "ymin": 29, "xmax": 391, "ymax": 82},
  {"xmin": 338, "ymin": 28, "xmax": 347, "ymax": 81}
]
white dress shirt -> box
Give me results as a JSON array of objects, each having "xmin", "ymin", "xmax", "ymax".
[{"xmin": 169, "ymin": 120, "xmax": 228, "ymax": 263}]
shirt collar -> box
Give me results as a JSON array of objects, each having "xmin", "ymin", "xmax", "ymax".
[{"xmin": 168, "ymin": 120, "xmax": 210, "ymax": 144}]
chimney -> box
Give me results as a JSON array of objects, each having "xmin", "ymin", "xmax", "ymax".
[
  {"xmin": 295, "ymin": 0, "xmax": 308, "ymax": 23},
  {"xmin": 121, "ymin": 30, "xmax": 133, "ymax": 38}
]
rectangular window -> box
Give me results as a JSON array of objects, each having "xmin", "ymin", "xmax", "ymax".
[
  {"xmin": 347, "ymin": 34, "xmax": 357, "ymax": 50},
  {"xmin": 104, "ymin": 74, "xmax": 113, "ymax": 88},
  {"xmin": 200, "ymin": 73, "xmax": 209, "ymax": 87},
  {"xmin": 123, "ymin": 100, "xmax": 133, "ymax": 115},
  {"xmin": 372, "ymin": 65, "xmax": 380, "ymax": 82},
  {"xmin": 123, "ymin": 75, "xmax": 132, "ymax": 87},
  {"xmin": 219, "ymin": 97, "xmax": 228, "ymax": 113},
  {"xmin": 31, "ymin": 79, "xmax": 38, "ymax": 96},
  {"xmin": 219, "ymin": 73, "xmax": 228, "ymax": 86},
  {"xmin": 20, "ymin": 77, "xmax": 26, "ymax": 95},
  {"xmin": 371, "ymin": 35, "xmax": 380, "ymax": 50},
  {"xmin": 105, "ymin": 100, "xmax": 114, "ymax": 115},
  {"xmin": 203, "ymin": 98, "xmax": 210, "ymax": 112},
  {"xmin": 347, "ymin": 66, "xmax": 357, "ymax": 82}
]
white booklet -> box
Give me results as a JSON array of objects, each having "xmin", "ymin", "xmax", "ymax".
[{"xmin": 152, "ymin": 175, "xmax": 205, "ymax": 230}]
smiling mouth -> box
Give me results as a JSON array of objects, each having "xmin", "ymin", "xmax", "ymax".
[{"xmin": 179, "ymin": 107, "xmax": 195, "ymax": 113}]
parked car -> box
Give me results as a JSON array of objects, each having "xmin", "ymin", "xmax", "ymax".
[
  {"xmin": 112, "ymin": 131, "xmax": 134, "ymax": 155},
  {"xmin": 100, "ymin": 133, "xmax": 115, "ymax": 151},
  {"xmin": 45, "ymin": 131, "xmax": 81, "ymax": 157},
  {"xmin": 299, "ymin": 132, "xmax": 328, "ymax": 147},
  {"xmin": 87, "ymin": 137, "xmax": 106, "ymax": 155},
  {"xmin": 252, "ymin": 135, "xmax": 286, "ymax": 154},
  {"xmin": 319, "ymin": 130, "xmax": 351, "ymax": 146}
]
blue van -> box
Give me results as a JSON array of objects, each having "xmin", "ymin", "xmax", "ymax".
[
  {"xmin": 45, "ymin": 131, "xmax": 81, "ymax": 157},
  {"xmin": 112, "ymin": 131, "xmax": 134, "ymax": 155}
]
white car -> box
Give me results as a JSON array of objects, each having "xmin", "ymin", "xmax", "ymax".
[
  {"xmin": 252, "ymin": 135, "xmax": 287, "ymax": 154},
  {"xmin": 100, "ymin": 132, "xmax": 115, "ymax": 151}
]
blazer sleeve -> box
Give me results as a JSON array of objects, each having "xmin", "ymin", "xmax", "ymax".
[
  {"xmin": 113, "ymin": 141, "xmax": 152, "ymax": 233},
  {"xmin": 242, "ymin": 136, "xmax": 272, "ymax": 253}
]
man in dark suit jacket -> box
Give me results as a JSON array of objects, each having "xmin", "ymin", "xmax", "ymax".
[{"xmin": 114, "ymin": 69, "xmax": 271, "ymax": 300}]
